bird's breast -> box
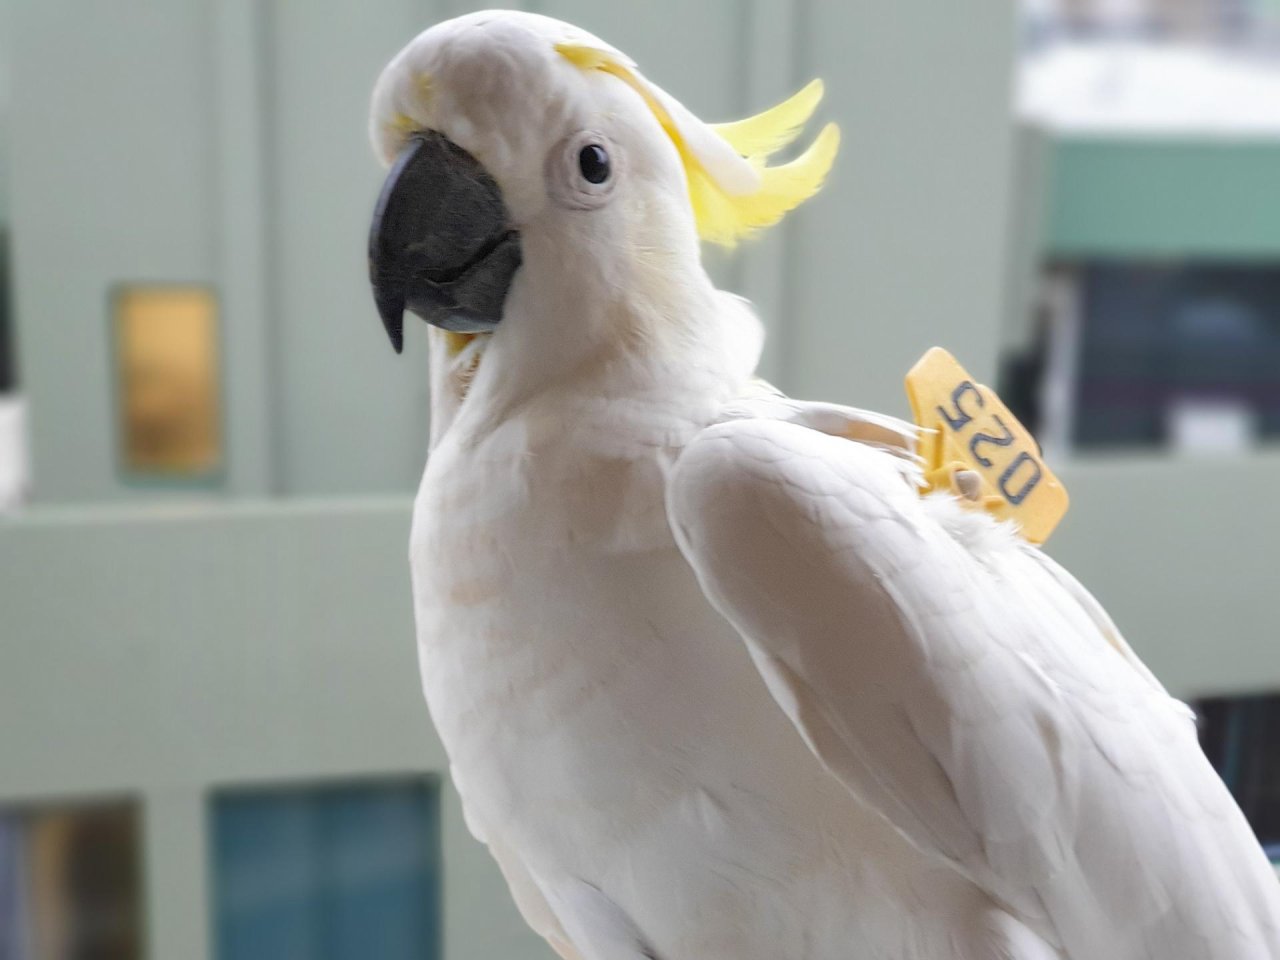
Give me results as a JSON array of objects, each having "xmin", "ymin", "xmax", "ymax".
[
  {"xmin": 409, "ymin": 417, "xmax": 812, "ymax": 847},
  {"xmin": 406, "ymin": 407, "xmax": 1023, "ymax": 960}
]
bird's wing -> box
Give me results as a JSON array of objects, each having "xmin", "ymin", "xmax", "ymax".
[
  {"xmin": 452, "ymin": 773, "xmax": 582, "ymax": 960},
  {"xmin": 666, "ymin": 413, "xmax": 1280, "ymax": 960},
  {"xmin": 486, "ymin": 833, "xmax": 585, "ymax": 960}
]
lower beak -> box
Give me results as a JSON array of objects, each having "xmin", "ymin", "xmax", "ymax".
[{"xmin": 368, "ymin": 132, "xmax": 522, "ymax": 353}]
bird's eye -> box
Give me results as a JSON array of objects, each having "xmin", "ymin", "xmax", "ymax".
[
  {"xmin": 548, "ymin": 131, "xmax": 619, "ymax": 210},
  {"xmin": 578, "ymin": 144, "xmax": 610, "ymax": 184}
]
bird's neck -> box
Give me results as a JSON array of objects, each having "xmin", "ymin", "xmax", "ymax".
[{"xmin": 441, "ymin": 246, "xmax": 749, "ymax": 446}]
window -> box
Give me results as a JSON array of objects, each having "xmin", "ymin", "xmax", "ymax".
[
  {"xmin": 211, "ymin": 777, "xmax": 441, "ymax": 960},
  {"xmin": 1004, "ymin": 261, "xmax": 1280, "ymax": 455},
  {"xmin": 0, "ymin": 799, "xmax": 143, "ymax": 960},
  {"xmin": 1196, "ymin": 692, "xmax": 1280, "ymax": 863},
  {"xmin": 112, "ymin": 285, "xmax": 222, "ymax": 479}
]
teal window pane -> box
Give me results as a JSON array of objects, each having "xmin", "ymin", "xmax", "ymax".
[{"xmin": 212, "ymin": 778, "xmax": 440, "ymax": 960}]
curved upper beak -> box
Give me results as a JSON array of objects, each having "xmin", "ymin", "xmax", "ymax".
[{"xmin": 368, "ymin": 132, "xmax": 522, "ymax": 353}]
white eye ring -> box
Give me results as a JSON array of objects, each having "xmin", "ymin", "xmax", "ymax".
[{"xmin": 546, "ymin": 130, "xmax": 620, "ymax": 210}]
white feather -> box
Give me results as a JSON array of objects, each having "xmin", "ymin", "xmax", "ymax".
[
  {"xmin": 667, "ymin": 415, "xmax": 1280, "ymax": 959},
  {"xmin": 381, "ymin": 12, "xmax": 1280, "ymax": 960}
]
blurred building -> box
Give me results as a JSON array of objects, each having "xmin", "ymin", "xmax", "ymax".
[
  {"xmin": 0, "ymin": 1, "xmax": 1277, "ymax": 958},
  {"xmin": 1004, "ymin": 2, "xmax": 1280, "ymax": 454},
  {"xmin": 1007, "ymin": 0, "xmax": 1280, "ymax": 866}
]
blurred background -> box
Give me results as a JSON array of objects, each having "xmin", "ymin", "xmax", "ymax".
[{"xmin": 2, "ymin": 0, "xmax": 1279, "ymax": 957}]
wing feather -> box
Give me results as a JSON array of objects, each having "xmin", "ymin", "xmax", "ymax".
[{"xmin": 667, "ymin": 416, "xmax": 1280, "ymax": 960}]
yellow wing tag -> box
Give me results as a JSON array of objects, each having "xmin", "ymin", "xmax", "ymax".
[{"xmin": 905, "ymin": 347, "xmax": 1068, "ymax": 544}]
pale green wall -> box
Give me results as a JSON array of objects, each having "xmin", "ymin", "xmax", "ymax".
[
  {"xmin": 6, "ymin": 0, "xmax": 444, "ymax": 503},
  {"xmin": 1001, "ymin": 123, "xmax": 1051, "ymax": 356},
  {"xmin": 787, "ymin": 1, "xmax": 1019, "ymax": 406},
  {"xmin": 0, "ymin": 500, "xmax": 549, "ymax": 960},
  {"xmin": 8, "ymin": 0, "xmax": 1020, "ymax": 503},
  {"xmin": 265, "ymin": 0, "xmax": 440, "ymax": 497},
  {"xmin": 0, "ymin": 0, "xmax": 9, "ymax": 226},
  {"xmin": 0, "ymin": 118, "xmax": 6, "ymax": 225},
  {"xmin": 1045, "ymin": 137, "xmax": 1280, "ymax": 258},
  {"xmin": 9, "ymin": 2, "xmax": 220, "ymax": 502},
  {"xmin": 262, "ymin": 0, "xmax": 750, "ymax": 496},
  {"xmin": 4, "ymin": 4, "xmax": 1280, "ymax": 957},
  {"xmin": 0, "ymin": 3, "xmax": 1084, "ymax": 958},
  {"xmin": 4, "ymin": 453, "xmax": 1279, "ymax": 955}
]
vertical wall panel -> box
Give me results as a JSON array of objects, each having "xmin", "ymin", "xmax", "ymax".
[
  {"xmin": 0, "ymin": 0, "xmax": 10, "ymax": 226},
  {"xmin": 6, "ymin": 2, "xmax": 1021, "ymax": 498},
  {"xmin": 736, "ymin": 0, "xmax": 803, "ymax": 383},
  {"xmin": 266, "ymin": 0, "xmax": 443, "ymax": 496},
  {"xmin": 785, "ymin": 1, "xmax": 1018, "ymax": 410},
  {"xmin": 10, "ymin": 1, "xmax": 217, "ymax": 502},
  {"xmin": 212, "ymin": 0, "xmax": 275, "ymax": 497}
]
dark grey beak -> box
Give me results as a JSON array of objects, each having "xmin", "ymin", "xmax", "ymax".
[{"xmin": 368, "ymin": 132, "xmax": 522, "ymax": 353}]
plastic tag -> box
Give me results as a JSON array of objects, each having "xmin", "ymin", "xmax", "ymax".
[{"xmin": 905, "ymin": 347, "xmax": 1068, "ymax": 544}]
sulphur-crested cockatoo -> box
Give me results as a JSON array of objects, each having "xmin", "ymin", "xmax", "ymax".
[{"xmin": 366, "ymin": 11, "xmax": 1280, "ymax": 959}]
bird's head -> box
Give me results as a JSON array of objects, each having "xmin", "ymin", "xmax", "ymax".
[{"xmin": 368, "ymin": 11, "xmax": 837, "ymax": 434}]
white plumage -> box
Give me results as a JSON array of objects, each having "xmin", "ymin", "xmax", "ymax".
[
  {"xmin": 669, "ymin": 413, "xmax": 1280, "ymax": 959},
  {"xmin": 370, "ymin": 11, "xmax": 1280, "ymax": 959}
]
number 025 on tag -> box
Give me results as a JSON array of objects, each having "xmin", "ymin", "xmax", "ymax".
[{"xmin": 905, "ymin": 347, "xmax": 1068, "ymax": 544}]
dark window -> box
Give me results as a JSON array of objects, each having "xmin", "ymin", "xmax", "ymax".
[
  {"xmin": 0, "ymin": 800, "xmax": 144, "ymax": 960},
  {"xmin": 1003, "ymin": 261, "xmax": 1280, "ymax": 453},
  {"xmin": 211, "ymin": 777, "xmax": 441, "ymax": 960},
  {"xmin": 1075, "ymin": 262, "xmax": 1280, "ymax": 450},
  {"xmin": 1196, "ymin": 693, "xmax": 1280, "ymax": 861}
]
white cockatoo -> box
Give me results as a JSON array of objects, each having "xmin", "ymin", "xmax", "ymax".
[{"xmin": 366, "ymin": 11, "xmax": 1280, "ymax": 959}]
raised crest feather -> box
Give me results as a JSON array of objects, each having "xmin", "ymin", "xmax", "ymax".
[
  {"xmin": 555, "ymin": 42, "xmax": 839, "ymax": 247},
  {"xmin": 710, "ymin": 79, "xmax": 825, "ymax": 159}
]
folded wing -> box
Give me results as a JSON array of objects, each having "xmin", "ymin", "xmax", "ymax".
[{"xmin": 667, "ymin": 415, "xmax": 1280, "ymax": 960}]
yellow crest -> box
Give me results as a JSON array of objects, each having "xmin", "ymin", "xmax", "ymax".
[{"xmin": 556, "ymin": 43, "xmax": 839, "ymax": 247}]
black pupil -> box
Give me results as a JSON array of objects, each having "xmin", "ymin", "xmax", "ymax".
[{"xmin": 578, "ymin": 144, "xmax": 610, "ymax": 184}]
